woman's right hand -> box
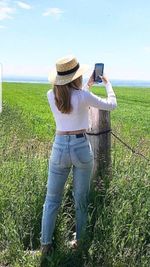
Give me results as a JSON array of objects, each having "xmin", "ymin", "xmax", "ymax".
[{"xmin": 99, "ymin": 75, "xmax": 110, "ymax": 85}]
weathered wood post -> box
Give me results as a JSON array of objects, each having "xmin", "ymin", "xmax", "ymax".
[{"xmin": 86, "ymin": 107, "xmax": 111, "ymax": 179}]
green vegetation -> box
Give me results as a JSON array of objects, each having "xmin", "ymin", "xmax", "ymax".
[{"xmin": 0, "ymin": 82, "xmax": 150, "ymax": 266}]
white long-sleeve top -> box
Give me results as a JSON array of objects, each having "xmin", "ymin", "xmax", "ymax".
[{"xmin": 47, "ymin": 82, "xmax": 117, "ymax": 131}]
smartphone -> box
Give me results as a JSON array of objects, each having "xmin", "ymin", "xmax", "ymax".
[{"xmin": 94, "ymin": 63, "xmax": 104, "ymax": 83}]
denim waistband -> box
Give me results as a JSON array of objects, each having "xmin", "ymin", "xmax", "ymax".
[{"xmin": 54, "ymin": 133, "xmax": 87, "ymax": 144}]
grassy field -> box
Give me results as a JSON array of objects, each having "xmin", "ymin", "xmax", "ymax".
[{"xmin": 0, "ymin": 82, "xmax": 150, "ymax": 267}]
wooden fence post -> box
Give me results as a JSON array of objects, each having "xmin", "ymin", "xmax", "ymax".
[{"xmin": 86, "ymin": 107, "xmax": 111, "ymax": 179}]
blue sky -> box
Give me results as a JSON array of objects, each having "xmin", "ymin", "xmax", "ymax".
[{"xmin": 0, "ymin": 0, "xmax": 150, "ymax": 80}]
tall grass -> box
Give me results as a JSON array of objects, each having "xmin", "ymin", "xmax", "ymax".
[{"xmin": 0, "ymin": 83, "xmax": 150, "ymax": 266}]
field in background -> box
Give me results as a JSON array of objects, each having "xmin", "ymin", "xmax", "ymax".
[{"xmin": 0, "ymin": 83, "xmax": 150, "ymax": 267}]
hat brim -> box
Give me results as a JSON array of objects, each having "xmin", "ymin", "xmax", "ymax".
[{"xmin": 48, "ymin": 64, "xmax": 90, "ymax": 85}]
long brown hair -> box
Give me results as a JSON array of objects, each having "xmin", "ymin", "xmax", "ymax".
[{"xmin": 53, "ymin": 76, "xmax": 83, "ymax": 114}]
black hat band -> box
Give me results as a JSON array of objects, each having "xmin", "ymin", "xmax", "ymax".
[{"xmin": 57, "ymin": 63, "xmax": 80, "ymax": 76}]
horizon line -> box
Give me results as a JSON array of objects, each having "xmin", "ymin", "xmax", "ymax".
[{"xmin": 2, "ymin": 75, "xmax": 150, "ymax": 83}]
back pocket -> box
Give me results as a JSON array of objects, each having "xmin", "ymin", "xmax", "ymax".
[
  {"xmin": 50, "ymin": 146, "xmax": 63, "ymax": 165},
  {"xmin": 74, "ymin": 144, "xmax": 93, "ymax": 164}
]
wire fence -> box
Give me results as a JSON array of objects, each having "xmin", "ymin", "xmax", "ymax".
[
  {"xmin": 86, "ymin": 129, "xmax": 150, "ymax": 163},
  {"xmin": 111, "ymin": 131, "xmax": 150, "ymax": 162}
]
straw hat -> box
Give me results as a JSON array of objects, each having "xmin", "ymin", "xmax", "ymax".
[{"xmin": 48, "ymin": 55, "xmax": 89, "ymax": 85}]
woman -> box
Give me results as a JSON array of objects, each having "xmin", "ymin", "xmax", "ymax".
[{"xmin": 40, "ymin": 55, "xmax": 117, "ymax": 257}]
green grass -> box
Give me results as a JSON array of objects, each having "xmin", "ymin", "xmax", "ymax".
[{"xmin": 0, "ymin": 82, "xmax": 150, "ymax": 267}]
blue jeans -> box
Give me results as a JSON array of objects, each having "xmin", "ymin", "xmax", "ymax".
[{"xmin": 40, "ymin": 133, "xmax": 94, "ymax": 245}]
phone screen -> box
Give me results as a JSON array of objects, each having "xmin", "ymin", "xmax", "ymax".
[{"xmin": 94, "ymin": 63, "xmax": 104, "ymax": 83}]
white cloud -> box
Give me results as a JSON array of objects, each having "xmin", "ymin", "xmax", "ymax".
[
  {"xmin": 42, "ymin": 8, "xmax": 64, "ymax": 19},
  {"xmin": 16, "ymin": 1, "xmax": 32, "ymax": 10},
  {"xmin": 0, "ymin": 0, "xmax": 32, "ymax": 24},
  {"xmin": 0, "ymin": 1, "xmax": 15, "ymax": 20}
]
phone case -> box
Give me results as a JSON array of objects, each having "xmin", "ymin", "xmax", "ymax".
[{"xmin": 94, "ymin": 63, "xmax": 104, "ymax": 83}]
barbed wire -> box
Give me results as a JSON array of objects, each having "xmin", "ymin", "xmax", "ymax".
[{"xmin": 86, "ymin": 129, "xmax": 150, "ymax": 162}]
